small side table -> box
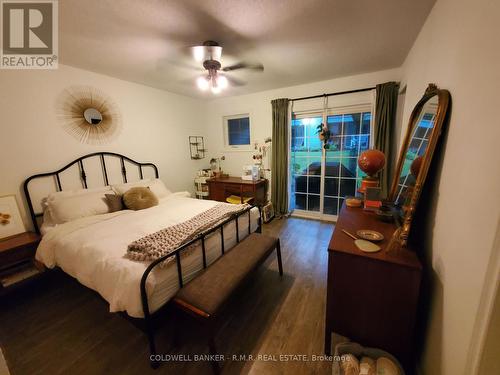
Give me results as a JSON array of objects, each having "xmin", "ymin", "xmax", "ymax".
[
  {"xmin": 0, "ymin": 232, "xmax": 43, "ymax": 293},
  {"xmin": 194, "ymin": 176, "xmax": 210, "ymax": 199}
]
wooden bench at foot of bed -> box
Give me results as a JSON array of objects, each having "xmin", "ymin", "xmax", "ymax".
[{"xmin": 172, "ymin": 232, "xmax": 283, "ymax": 374}]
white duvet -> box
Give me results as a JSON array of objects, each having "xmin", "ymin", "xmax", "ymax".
[{"xmin": 36, "ymin": 193, "xmax": 260, "ymax": 318}]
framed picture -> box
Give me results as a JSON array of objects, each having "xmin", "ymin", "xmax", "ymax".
[
  {"xmin": 262, "ymin": 202, "xmax": 274, "ymax": 223},
  {"xmin": 0, "ymin": 195, "xmax": 26, "ymax": 240}
]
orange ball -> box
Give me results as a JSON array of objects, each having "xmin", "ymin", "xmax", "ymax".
[
  {"xmin": 410, "ymin": 156, "xmax": 423, "ymax": 176},
  {"xmin": 358, "ymin": 149, "xmax": 386, "ymax": 177}
]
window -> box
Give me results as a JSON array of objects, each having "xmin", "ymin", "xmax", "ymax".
[{"xmin": 224, "ymin": 115, "xmax": 251, "ymax": 148}]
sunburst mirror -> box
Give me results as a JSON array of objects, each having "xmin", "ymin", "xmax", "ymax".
[{"xmin": 58, "ymin": 86, "xmax": 121, "ymax": 144}]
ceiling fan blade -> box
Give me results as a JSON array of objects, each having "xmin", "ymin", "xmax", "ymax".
[
  {"xmin": 226, "ymin": 75, "xmax": 246, "ymax": 87},
  {"xmin": 222, "ymin": 62, "xmax": 264, "ymax": 72},
  {"xmin": 157, "ymin": 57, "xmax": 199, "ymax": 72}
]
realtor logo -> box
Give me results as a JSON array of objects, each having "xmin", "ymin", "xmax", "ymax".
[{"xmin": 1, "ymin": 0, "xmax": 58, "ymax": 69}]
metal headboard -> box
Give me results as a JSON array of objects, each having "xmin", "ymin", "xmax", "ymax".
[{"xmin": 23, "ymin": 152, "xmax": 159, "ymax": 234}]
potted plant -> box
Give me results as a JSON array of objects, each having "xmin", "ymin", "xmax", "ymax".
[{"xmin": 316, "ymin": 123, "xmax": 331, "ymax": 149}]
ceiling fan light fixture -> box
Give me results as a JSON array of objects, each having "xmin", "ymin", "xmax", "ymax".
[
  {"xmin": 196, "ymin": 76, "xmax": 209, "ymax": 91},
  {"xmin": 192, "ymin": 46, "xmax": 205, "ymax": 62},
  {"xmin": 208, "ymin": 46, "xmax": 222, "ymax": 61},
  {"xmin": 211, "ymin": 85, "xmax": 222, "ymax": 94},
  {"xmin": 191, "ymin": 40, "xmax": 262, "ymax": 94},
  {"xmin": 217, "ymin": 75, "xmax": 228, "ymax": 89}
]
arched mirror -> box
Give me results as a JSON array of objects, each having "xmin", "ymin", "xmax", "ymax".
[
  {"xmin": 393, "ymin": 95, "xmax": 438, "ymax": 208},
  {"xmin": 387, "ymin": 84, "xmax": 450, "ymax": 251}
]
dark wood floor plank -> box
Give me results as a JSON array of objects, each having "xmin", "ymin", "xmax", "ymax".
[{"xmin": 0, "ymin": 217, "xmax": 335, "ymax": 375}]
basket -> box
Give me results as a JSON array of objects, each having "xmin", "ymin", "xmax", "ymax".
[{"xmin": 332, "ymin": 342, "xmax": 405, "ymax": 375}]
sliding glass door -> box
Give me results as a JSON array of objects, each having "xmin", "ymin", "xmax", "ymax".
[
  {"xmin": 290, "ymin": 107, "xmax": 373, "ymax": 220},
  {"xmin": 290, "ymin": 114, "xmax": 323, "ymax": 212},
  {"xmin": 323, "ymin": 112, "xmax": 372, "ymax": 216}
]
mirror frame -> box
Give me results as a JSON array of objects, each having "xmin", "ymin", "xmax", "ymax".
[{"xmin": 388, "ymin": 83, "xmax": 450, "ymax": 250}]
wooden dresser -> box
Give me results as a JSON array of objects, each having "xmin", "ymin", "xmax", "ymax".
[
  {"xmin": 207, "ymin": 177, "xmax": 268, "ymax": 206},
  {"xmin": 325, "ymin": 204, "xmax": 421, "ymax": 371}
]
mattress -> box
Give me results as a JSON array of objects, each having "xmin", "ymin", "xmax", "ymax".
[{"xmin": 36, "ymin": 193, "xmax": 260, "ymax": 318}]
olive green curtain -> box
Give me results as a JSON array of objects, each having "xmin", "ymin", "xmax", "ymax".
[
  {"xmin": 374, "ymin": 82, "xmax": 399, "ymax": 197},
  {"xmin": 271, "ymin": 98, "xmax": 290, "ymax": 216}
]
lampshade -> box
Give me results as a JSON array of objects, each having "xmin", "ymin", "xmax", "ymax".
[
  {"xmin": 196, "ymin": 76, "xmax": 209, "ymax": 91},
  {"xmin": 217, "ymin": 75, "xmax": 228, "ymax": 89},
  {"xmin": 211, "ymin": 85, "xmax": 221, "ymax": 94}
]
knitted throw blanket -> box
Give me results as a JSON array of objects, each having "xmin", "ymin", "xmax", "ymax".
[{"xmin": 127, "ymin": 203, "xmax": 250, "ymax": 265}]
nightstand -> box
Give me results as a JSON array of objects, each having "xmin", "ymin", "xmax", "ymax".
[{"xmin": 0, "ymin": 232, "xmax": 43, "ymax": 292}]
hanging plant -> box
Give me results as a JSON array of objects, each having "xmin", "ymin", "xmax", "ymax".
[{"xmin": 316, "ymin": 123, "xmax": 331, "ymax": 149}]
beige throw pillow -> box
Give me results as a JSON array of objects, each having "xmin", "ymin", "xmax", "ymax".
[{"xmin": 123, "ymin": 187, "xmax": 158, "ymax": 211}]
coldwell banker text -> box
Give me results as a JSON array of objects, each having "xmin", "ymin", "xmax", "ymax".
[{"xmin": 1, "ymin": 0, "xmax": 58, "ymax": 69}]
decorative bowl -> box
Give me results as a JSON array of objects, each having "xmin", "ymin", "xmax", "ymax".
[
  {"xmin": 375, "ymin": 209, "xmax": 394, "ymax": 222},
  {"xmin": 345, "ymin": 196, "xmax": 362, "ymax": 208},
  {"xmin": 356, "ymin": 229, "xmax": 384, "ymax": 242}
]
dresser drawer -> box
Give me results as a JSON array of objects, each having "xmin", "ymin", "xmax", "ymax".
[
  {"xmin": 223, "ymin": 183, "xmax": 242, "ymax": 193},
  {"xmin": 241, "ymin": 184, "xmax": 255, "ymax": 192},
  {"xmin": 222, "ymin": 183, "xmax": 254, "ymax": 192}
]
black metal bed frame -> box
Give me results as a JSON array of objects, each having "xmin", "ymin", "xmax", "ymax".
[
  {"xmin": 141, "ymin": 204, "xmax": 258, "ymax": 367},
  {"xmin": 24, "ymin": 152, "xmax": 159, "ymax": 234},
  {"xmin": 23, "ymin": 152, "xmax": 261, "ymax": 368}
]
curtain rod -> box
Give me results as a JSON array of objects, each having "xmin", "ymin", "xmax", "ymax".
[{"xmin": 291, "ymin": 86, "xmax": 376, "ymax": 102}]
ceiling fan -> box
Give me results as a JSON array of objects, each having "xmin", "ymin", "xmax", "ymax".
[{"xmin": 191, "ymin": 40, "xmax": 264, "ymax": 94}]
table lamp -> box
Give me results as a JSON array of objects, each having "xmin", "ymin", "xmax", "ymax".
[{"xmin": 357, "ymin": 149, "xmax": 386, "ymax": 194}]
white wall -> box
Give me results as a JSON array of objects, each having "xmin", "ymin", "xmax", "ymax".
[
  {"xmin": 203, "ymin": 68, "xmax": 401, "ymax": 177},
  {"xmin": 478, "ymin": 269, "xmax": 500, "ymax": 375},
  {"xmin": 0, "ymin": 64, "xmax": 206, "ymax": 230},
  {"xmin": 398, "ymin": 0, "xmax": 500, "ymax": 374}
]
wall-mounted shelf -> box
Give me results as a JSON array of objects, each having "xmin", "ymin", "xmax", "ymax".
[{"xmin": 189, "ymin": 136, "xmax": 206, "ymax": 160}]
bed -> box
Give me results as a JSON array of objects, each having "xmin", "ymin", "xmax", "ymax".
[{"xmin": 23, "ymin": 152, "xmax": 261, "ymax": 362}]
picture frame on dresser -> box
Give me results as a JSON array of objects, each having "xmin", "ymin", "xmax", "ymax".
[{"xmin": 0, "ymin": 195, "xmax": 26, "ymax": 240}]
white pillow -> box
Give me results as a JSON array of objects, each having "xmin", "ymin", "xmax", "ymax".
[
  {"xmin": 47, "ymin": 186, "xmax": 112, "ymax": 202},
  {"xmin": 41, "ymin": 186, "xmax": 113, "ymax": 228},
  {"xmin": 111, "ymin": 179, "xmax": 171, "ymax": 199},
  {"xmin": 111, "ymin": 179, "xmax": 152, "ymax": 195},
  {"xmin": 148, "ymin": 179, "xmax": 171, "ymax": 199},
  {"xmin": 48, "ymin": 191, "xmax": 112, "ymax": 224}
]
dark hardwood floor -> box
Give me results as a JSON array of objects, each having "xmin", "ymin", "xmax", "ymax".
[{"xmin": 0, "ymin": 217, "xmax": 337, "ymax": 375}]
